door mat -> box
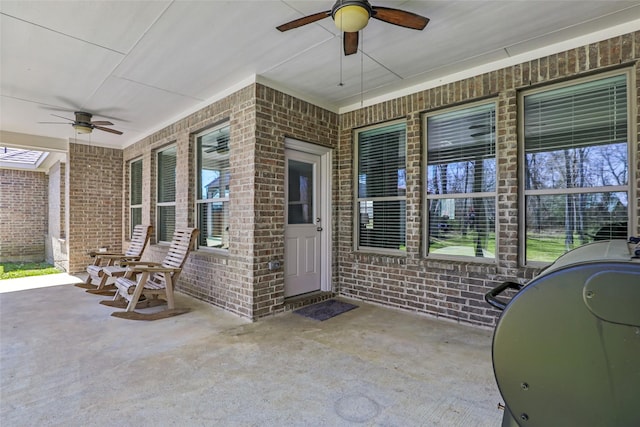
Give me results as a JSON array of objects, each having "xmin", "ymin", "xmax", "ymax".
[{"xmin": 293, "ymin": 299, "xmax": 358, "ymax": 321}]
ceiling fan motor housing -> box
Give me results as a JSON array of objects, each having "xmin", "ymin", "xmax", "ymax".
[
  {"xmin": 73, "ymin": 111, "xmax": 94, "ymax": 133},
  {"xmin": 74, "ymin": 111, "xmax": 93, "ymax": 123}
]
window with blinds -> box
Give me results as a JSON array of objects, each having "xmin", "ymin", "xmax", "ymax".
[
  {"xmin": 425, "ymin": 102, "xmax": 497, "ymax": 258},
  {"xmin": 522, "ymin": 72, "xmax": 630, "ymax": 263},
  {"xmin": 157, "ymin": 145, "xmax": 176, "ymax": 243},
  {"xmin": 130, "ymin": 158, "xmax": 143, "ymax": 237},
  {"xmin": 355, "ymin": 121, "xmax": 406, "ymax": 252},
  {"xmin": 196, "ymin": 124, "xmax": 230, "ymax": 250}
]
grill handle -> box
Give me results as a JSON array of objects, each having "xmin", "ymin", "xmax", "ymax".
[{"xmin": 485, "ymin": 281, "xmax": 523, "ymax": 311}]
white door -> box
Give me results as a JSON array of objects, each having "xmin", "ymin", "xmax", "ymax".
[{"xmin": 284, "ymin": 149, "xmax": 323, "ymax": 297}]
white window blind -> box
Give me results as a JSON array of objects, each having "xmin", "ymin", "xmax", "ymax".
[
  {"xmin": 523, "ymin": 73, "xmax": 629, "ymax": 263},
  {"xmin": 525, "ymin": 75, "xmax": 627, "ymax": 153},
  {"xmin": 356, "ymin": 122, "xmax": 406, "ymax": 252},
  {"xmin": 130, "ymin": 158, "xmax": 143, "ymax": 237},
  {"xmin": 426, "ymin": 102, "xmax": 496, "ymax": 258},
  {"xmin": 157, "ymin": 146, "xmax": 176, "ymax": 243},
  {"xmin": 196, "ymin": 125, "xmax": 230, "ymax": 250}
]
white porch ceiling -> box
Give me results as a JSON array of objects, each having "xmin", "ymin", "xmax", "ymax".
[{"xmin": 1, "ymin": 1, "xmax": 639, "ymax": 150}]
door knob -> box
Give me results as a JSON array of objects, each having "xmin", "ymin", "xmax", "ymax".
[{"xmin": 317, "ymin": 227, "xmax": 323, "ymax": 232}]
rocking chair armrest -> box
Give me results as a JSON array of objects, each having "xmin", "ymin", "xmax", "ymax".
[
  {"xmin": 103, "ymin": 266, "xmax": 129, "ymax": 278},
  {"xmin": 126, "ymin": 266, "xmax": 180, "ymax": 274}
]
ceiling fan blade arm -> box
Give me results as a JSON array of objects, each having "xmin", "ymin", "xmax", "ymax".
[
  {"xmin": 94, "ymin": 125, "xmax": 123, "ymax": 135},
  {"xmin": 50, "ymin": 113, "xmax": 74, "ymax": 122},
  {"xmin": 90, "ymin": 121, "xmax": 114, "ymax": 126},
  {"xmin": 344, "ymin": 32, "xmax": 359, "ymax": 56},
  {"xmin": 371, "ymin": 7, "xmax": 429, "ymax": 30},
  {"xmin": 276, "ymin": 11, "xmax": 331, "ymax": 31}
]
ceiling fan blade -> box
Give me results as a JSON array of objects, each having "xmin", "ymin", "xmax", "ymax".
[
  {"xmin": 344, "ymin": 32, "xmax": 359, "ymax": 56},
  {"xmin": 91, "ymin": 120, "xmax": 114, "ymax": 126},
  {"xmin": 276, "ymin": 10, "xmax": 331, "ymax": 31},
  {"xmin": 38, "ymin": 121, "xmax": 70, "ymax": 124},
  {"xmin": 371, "ymin": 7, "xmax": 429, "ymax": 30},
  {"xmin": 94, "ymin": 125, "xmax": 123, "ymax": 135},
  {"xmin": 50, "ymin": 113, "xmax": 74, "ymax": 122}
]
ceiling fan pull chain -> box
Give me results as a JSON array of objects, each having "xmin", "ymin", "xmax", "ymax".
[
  {"xmin": 339, "ymin": 31, "xmax": 344, "ymax": 86},
  {"xmin": 360, "ymin": 32, "xmax": 364, "ymax": 107}
]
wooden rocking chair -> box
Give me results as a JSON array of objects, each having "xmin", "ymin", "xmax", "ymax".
[
  {"xmin": 99, "ymin": 228, "xmax": 199, "ymax": 320},
  {"xmin": 76, "ymin": 224, "xmax": 152, "ymax": 295}
]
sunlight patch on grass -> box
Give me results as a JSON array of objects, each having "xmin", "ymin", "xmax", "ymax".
[{"xmin": 0, "ymin": 262, "xmax": 61, "ymax": 280}]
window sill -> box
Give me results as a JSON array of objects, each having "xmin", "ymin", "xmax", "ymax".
[
  {"xmin": 354, "ymin": 248, "xmax": 407, "ymax": 257},
  {"xmin": 193, "ymin": 247, "xmax": 229, "ymax": 257}
]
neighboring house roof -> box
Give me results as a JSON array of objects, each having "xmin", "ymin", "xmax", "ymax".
[
  {"xmin": 205, "ymin": 176, "xmax": 220, "ymax": 190},
  {"xmin": 0, "ymin": 147, "xmax": 47, "ymax": 166}
]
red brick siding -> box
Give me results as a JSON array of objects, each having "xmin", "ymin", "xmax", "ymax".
[
  {"xmin": 123, "ymin": 86, "xmax": 256, "ymax": 318},
  {"xmin": 121, "ymin": 84, "xmax": 338, "ymax": 320},
  {"xmin": 0, "ymin": 169, "xmax": 48, "ymax": 262},
  {"xmin": 252, "ymin": 84, "xmax": 339, "ymax": 318},
  {"xmin": 113, "ymin": 31, "xmax": 638, "ymax": 327},
  {"xmin": 337, "ymin": 31, "xmax": 640, "ymax": 327},
  {"xmin": 67, "ymin": 143, "xmax": 123, "ymax": 273}
]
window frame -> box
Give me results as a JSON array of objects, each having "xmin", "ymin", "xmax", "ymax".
[
  {"xmin": 194, "ymin": 122, "xmax": 230, "ymax": 253},
  {"xmin": 156, "ymin": 144, "xmax": 177, "ymax": 244},
  {"xmin": 353, "ymin": 119, "xmax": 407, "ymax": 255},
  {"xmin": 422, "ymin": 99, "xmax": 498, "ymax": 261},
  {"xmin": 129, "ymin": 157, "xmax": 143, "ymax": 238},
  {"xmin": 518, "ymin": 68, "xmax": 635, "ymax": 267}
]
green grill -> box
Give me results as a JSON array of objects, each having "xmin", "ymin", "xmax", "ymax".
[{"xmin": 486, "ymin": 240, "xmax": 640, "ymax": 427}]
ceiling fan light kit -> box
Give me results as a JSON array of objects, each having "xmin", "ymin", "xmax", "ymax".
[
  {"xmin": 73, "ymin": 123, "xmax": 93, "ymax": 134},
  {"xmin": 332, "ymin": 1, "xmax": 372, "ymax": 32}
]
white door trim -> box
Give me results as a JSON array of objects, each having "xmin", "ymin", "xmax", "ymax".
[{"xmin": 285, "ymin": 138, "xmax": 332, "ymax": 293}]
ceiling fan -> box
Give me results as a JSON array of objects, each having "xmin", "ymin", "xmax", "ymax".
[
  {"xmin": 276, "ymin": 0, "xmax": 429, "ymax": 55},
  {"xmin": 40, "ymin": 111, "xmax": 123, "ymax": 135}
]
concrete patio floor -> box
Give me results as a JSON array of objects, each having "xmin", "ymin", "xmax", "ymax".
[{"xmin": 1, "ymin": 274, "xmax": 503, "ymax": 426}]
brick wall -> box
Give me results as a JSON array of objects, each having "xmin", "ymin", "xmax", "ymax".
[
  {"xmin": 123, "ymin": 86, "xmax": 257, "ymax": 318},
  {"xmin": 106, "ymin": 31, "xmax": 638, "ymax": 326},
  {"xmin": 67, "ymin": 143, "xmax": 123, "ymax": 273},
  {"xmin": 121, "ymin": 84, "xmax": 338, "ymax": 320},
  {"xmin": 0, "ymin": 169, "xmax": 48, "ymax": 262},
  {"xmin": 252, "ymin": 85, "xmax": 339, "ymax": 317},
  {"xmin": 337, "ymin": 31, "xmax": 640, "ymax": 327}
]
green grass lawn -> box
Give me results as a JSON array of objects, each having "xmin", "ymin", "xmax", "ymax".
[
  {"xmin": 0, "ymin": 262, "xmax": 61, "ymax": 280},
  {"xmin": 526, "ymin": 234, "xmax": 590, "ymax": 262}
]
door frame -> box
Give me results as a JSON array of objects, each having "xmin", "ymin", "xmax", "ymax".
[{"xmin": 284, "ymin": 138, "xmax": 332, "ymax": 293}]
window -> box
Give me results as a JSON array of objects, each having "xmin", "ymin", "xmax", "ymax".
[
  {"xmin": 157, "ymin": 145, "xmax": 176, "ymax": 243},
  {"xmin": 355, "ymin": 121, "xmax": 406, "ymax": 252},
  {"xmin": 196, "ymin": 124, "xmax": 230, "ymax": 250},
  {"xmin": 130, "ymin": 158, "xmax": 143, "ymax": 237},
  {"xmin": 425, "ymin": 102, "xmax": 497, "ymax": 258},
  {"xmin": 521, "ymin": 72, "xmax": 630, "ymax": 263}
]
